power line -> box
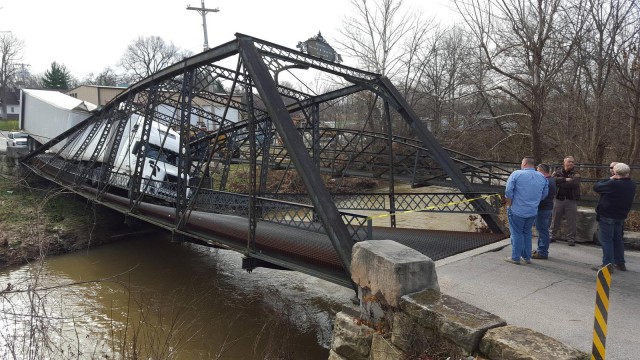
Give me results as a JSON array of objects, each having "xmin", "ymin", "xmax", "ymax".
[{"xmin": 186, "ymin": 1, "xmax": 219, "ymax": 51}]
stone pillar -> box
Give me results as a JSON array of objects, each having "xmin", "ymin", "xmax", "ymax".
[
  {"xmin": 350, "ymin": 240, "xmax": 439, "ymax": 326},
  {"xmin": 330, "ymin": 240, "xmax": 439, "ymax": 360}
]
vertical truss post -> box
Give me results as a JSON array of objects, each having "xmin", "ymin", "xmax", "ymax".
[
  {"xmin": 244, "ymin": 68, "xmax": 258, "ymax": 252},
  {"xmin": 378, "ymin": 77, "xmax": 505, "ymax": 234},
  {"xmin": 130, "ymin": 85, "xmax": 159, "ymax": 210},
  {"xmin": 384, "ymin": 101, "xmax": 396, "ymax": 228},
  {"xmin": 258, "ymin": 120, "xmax": 272, "ymax": 194},
  {"xmin": 176, "ymin": 69, "xmax": 195, "ymax": 230},
  {"xmin": 239, "ymin": 38, "xmax": 354, "ymax": 270},
  {"xmin": 412, "ymin": 148, "xmax": 421, "ymax": 185},
  {"xmin": 312, "ymin": 104, "xmax": 320, "ymax": 168},
  {"xmin": 218, "ymin": 129, "xmax": 234, "ymax": 190}
]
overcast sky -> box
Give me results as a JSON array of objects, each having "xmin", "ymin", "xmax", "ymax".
[{"xmin": 1, "ymin": 0, "xmax": 459, "ymax": 80}]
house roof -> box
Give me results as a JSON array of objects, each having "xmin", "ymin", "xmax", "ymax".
[
  {"xmin": 66, "ymin": 84, "xmax": 128, "ymax": 92},
  {"xmin": 23, "ymin": 89, "xmax": 98, "ymax": 112}
]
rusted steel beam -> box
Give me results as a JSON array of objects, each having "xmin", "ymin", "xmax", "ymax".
[{"xmin": 238, "ymin": 38, "xmax": 355, "ymax": 271}]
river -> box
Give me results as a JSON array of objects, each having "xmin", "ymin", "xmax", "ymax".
[{"xmin": 0, "ymin": 233, "xmax": 354, "ymax": 359}]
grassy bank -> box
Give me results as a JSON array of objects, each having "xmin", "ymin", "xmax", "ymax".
[
  {"xmin": 0, "ymin": 119, "xmax": 19, "ymax": 131},
  {"xmin": 0, "ymin": 155, "xmax": 127, "ymax": 268}
]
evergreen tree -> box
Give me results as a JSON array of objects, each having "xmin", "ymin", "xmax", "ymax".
[
  {"xmin": 42, "ymin": 62, "xmax": 71, "ymax": 90},
  {"xmin": 213, "ymin": 79, "xmax": 225, "ymax": 93}
]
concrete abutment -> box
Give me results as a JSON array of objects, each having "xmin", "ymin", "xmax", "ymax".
[{"xmin": 330, "ymin": 240, "xmax": 588, "ymax": 360}]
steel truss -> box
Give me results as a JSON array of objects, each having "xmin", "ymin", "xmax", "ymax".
[{"xmin": 22, "ymin": 33, "xmax": 506, "ymax": 285}]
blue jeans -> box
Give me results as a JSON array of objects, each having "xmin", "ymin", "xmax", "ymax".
[
  {"xmin": 535, "ymin": 209, "xmax": 553, "ymax": 257},
  {"xmin": 598, "ymin": 216, "xmax": 626, "ymax": 266},
  {"xmin": 508, "ymin": 208, "xmax": 536, "ymax": 261}
]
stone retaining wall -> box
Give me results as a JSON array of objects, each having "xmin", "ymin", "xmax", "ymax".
[{"xmin": 330, "ymin": 240, "xmax": 589, "ymax": 360}]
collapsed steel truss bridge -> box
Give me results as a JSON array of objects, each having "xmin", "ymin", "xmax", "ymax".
[{"xmin": 22, "ymin": 34, "xmax": 507, "ymax": 287}]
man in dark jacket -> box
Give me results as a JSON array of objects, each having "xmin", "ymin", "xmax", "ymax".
[
  {"xmin": 533, "ymin": 164, "xmax": 556, "ymax": 259},
  {"xmin": 551, "ymin": 156, "xmax": 581, "ymax": 246},
  {"xmin": 593, "ymin": 162, "xmax": 636, "ymax": 272}
]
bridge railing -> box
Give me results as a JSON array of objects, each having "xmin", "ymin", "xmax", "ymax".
[
  {"xmin": 261, "ymin": 192, "xmax": 502, "ymax": 214},
  {"xmin": 192, "ymin": 189, "xmax": 372, "ymax": 241}
]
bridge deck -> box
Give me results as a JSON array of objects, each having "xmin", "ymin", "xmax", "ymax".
[{"xmin": 80, "ymin": 190, "xmax": 507, "ymax": 286}]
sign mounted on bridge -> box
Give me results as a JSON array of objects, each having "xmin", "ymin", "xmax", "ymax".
[{"xmin": 297, "ymin": 32, "xmax": 343, "ymax": 63}]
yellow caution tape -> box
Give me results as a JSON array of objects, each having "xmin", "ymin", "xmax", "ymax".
[{"xmin": 364, "ymin": 193, "xmax": 502, "ymax": 221}]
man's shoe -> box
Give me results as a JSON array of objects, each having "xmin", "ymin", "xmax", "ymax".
[
  {"xmin": 615, "ymin": 263, "xmax": 627, "ymax": 271},
  {"xmin": 591, "ymin": 264, "xmax": 614, "ymax": 273},
  {"xmin": 523, "ymin": 258, "xmax": 532, "ymax": 264},
  {"xmin": 568, "ymin": 241, "xmax": 576, "ymax": 247},
  {"xmin": 532, "ymin": 252, "xmax": 548, "ymax": 260},
  {"xmin": 504, "ymin": 257, "xmax": 521, "ymax": 265}
]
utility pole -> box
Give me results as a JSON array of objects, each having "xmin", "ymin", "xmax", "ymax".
[
  {"xmin": 186, "ymin": 1, "xmax": 219, "ymax": 51},
  {"xmin": 14, "ymin": 63, "xmax": 30, "ymax": 86}
]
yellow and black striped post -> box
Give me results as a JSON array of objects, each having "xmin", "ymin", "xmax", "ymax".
[{"xmin": 591, "ymin": 264, "xmax": 612, "ymax": 360}]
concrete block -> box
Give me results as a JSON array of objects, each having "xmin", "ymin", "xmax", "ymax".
[
  {"xmin": 546, "ymin": 207, "xmax": 598, "ymax": 243},
  {"xmin": 576, "ymin": 208, "xmax": 598, "ymax": 243},
  {"xmin": 590, "ymin": 227, "xmax": 640, "ymax": 251},
  {"xmin": 370, "ymin": 333, "xmax": 406, "ymax": 360},
  {"xmin": 351, "ymin": 240, "xmax": 439, "ymax": 307},
  {"xmin": 399, "ymin": 289, "xmax": 506, "ymax": 355},
  {"xmin": 623, "ymin": 231, "xmax": 640, "ymax": 250},
  {"xmin": 331, "ymin": 310, "xmax": 374, "ymax": 360},
  {"xmin": 479, "ymin": 325, "xmax": 588, "ymax": 360}
]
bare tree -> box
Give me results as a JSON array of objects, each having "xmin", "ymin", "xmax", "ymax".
[
  {"xmin": 570, "ymin": 0, "xmax": 637, "ymax": 165},
  {"xmin": 0, "ymin": 33, "xmax": 24, "ymax": 119},
  {"xmin": 119, "ymin": 36, "xmax": 192, "ymax": 83},
  {"xmin": 614, "ymin": 2, "xmax": 640, "ymax": 164},
  {"xmin": 454, "ymin": 0, "xmax": 585, "ymax": 162},
  {"xmin": 338, "ymin": 0, "xmax": 434, "ymax": 135},
  {"xmin": 418, "ymin": 25, "xmax": 476, "ymax": 136},
  {"xmin": 82, "ymin": 66, "xmax": 123, "ymax": 86},
  {"xmin": 338, "ymin": 0, "xmax": 431, "ymax": 79}
]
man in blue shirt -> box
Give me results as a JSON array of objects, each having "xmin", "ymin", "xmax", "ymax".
[{"xmin": 504, "ymin": 157, "xmax": 549, "ymax": 264}]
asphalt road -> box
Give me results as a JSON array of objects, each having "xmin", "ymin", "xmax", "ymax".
[{"xmin": 436, "ymin": 239, "xmax": 640, "ymax": 359}]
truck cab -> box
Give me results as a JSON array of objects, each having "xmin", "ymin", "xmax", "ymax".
[{"xmin": 115, "ymin": 117, "xmax": 189, "ymax": 201}]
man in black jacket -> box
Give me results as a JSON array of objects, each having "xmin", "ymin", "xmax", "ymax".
[
  {"xmin": 533, "ymin": 164, "xmax": 556, "ymax": 259},
  {"xmin": 551, "ymin": 156, "xmax": 581, "ymax": 246},
  {"xmin": 593, "ymin": 163, "xmax": 636, "ymax": 272}
]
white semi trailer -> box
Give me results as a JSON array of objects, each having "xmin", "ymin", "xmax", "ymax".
[
  {"xmin": 80, "ymin": 113, "xmax": 187, "ymax": 200},
  {"xmin": 20, "ymin": 89, "xmax": 189, "ymax": 201}
]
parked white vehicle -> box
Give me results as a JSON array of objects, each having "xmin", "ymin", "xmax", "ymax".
[{"xmin": 7, "ymin": 131, "xmax": 28, "ymax": 147}]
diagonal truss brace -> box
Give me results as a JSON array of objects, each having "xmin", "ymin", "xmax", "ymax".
[
  {"xmin": 238, "ymin": 38, "xmax": 354, "ymax": 270},
  {"xmin": 375, "ymin": 77, "xmax": 506, "ymax": 234}
]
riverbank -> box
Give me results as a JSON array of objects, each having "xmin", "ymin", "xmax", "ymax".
[{"xmin": 0, "ymin": 155, "xmax": 130, "ymax": 268}]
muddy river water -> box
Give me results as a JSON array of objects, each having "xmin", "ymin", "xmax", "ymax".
[{"xmin": 0, "ymin": 233, "xmax": 354, "ymax": 359}]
